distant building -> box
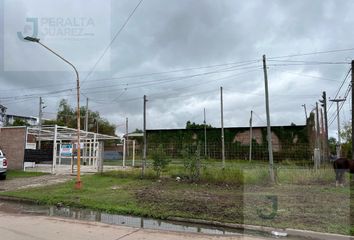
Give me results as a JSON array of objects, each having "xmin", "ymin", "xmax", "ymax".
[
  {"xmin": 6, "ymin": 114, "xmax": 38, "ymax": 126},
  {"xmin": 0, "ymin": 104, "xmax": 7, "ymax": 127}
]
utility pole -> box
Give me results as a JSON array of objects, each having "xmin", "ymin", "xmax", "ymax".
[
  {"xmin": 330, "ymin": 98, "xmax": 346, "ymax": 157},
  {"xmin": 203, "ymin": 108, "xmax": 207, "ymax": 158},
  {"xmin": 315, "ymin": 102, "xmax": 321, "ymax": 169},
  {"xmin": 142, "ymin": 95, "xmax": 147, "ymax": 178},
  {"xmin": 220, "ymin": 87, "xmax": 225, "ymax": 169},
  {"xmin": 320, "ymin": 108, "xmax": 325, "ymax": 162},
  {"xmin": 262, "ymin": 55, "xmax": 275, "ymax": 183},
  {"xmin": 351, "ymin": 60, "xmax": 354, "ymax": 232},
  {"xmin": 302, "ymin": 104, "xmax": 307, "ymax": 124},
  {"xmin": 85, "ymin": 97, "xmax": 89, "ymax": 132},
  {"xmin": 126, "ymin": 117, "xmax": 129, "ymax": 157},
  {"xmin": 319, "ymin": 92, "xmax": 328, "ymax": 161},
  {"xmin": 83, "ymin": 97, "xmax": 89, "ymax": 165},
  {"xmin": 249, "ymin": 110, "xmax": 253, "ymax": 162},
  {"xmin": 38, "ymin": 97, "xmax": 44, "ymax": 149},
  {"xmin": 352, "ymin": 60, "xmax": 354, "ymax": 160}
]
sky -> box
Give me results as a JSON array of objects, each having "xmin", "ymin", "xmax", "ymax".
[{"xmin": 0, "ymin": 0, "xmax": 353, "ymax": 139}]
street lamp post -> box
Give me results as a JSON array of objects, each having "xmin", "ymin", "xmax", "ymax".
[{"xmin": 24, "ymin": 36, "xmax": 82, "ymax": 189}]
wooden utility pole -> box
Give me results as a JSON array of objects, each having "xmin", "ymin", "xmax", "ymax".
[
  {"xmin": 351, "ymin": 60, "xmax": 354, "ymax": 240},
  {"xmin": 84, "ymin": 97, "xmax": 89, "ymax": 165},
  {"xmin": 249, "ymin": 110, "xmax": 253, "ymax": 162},
  {"xmin": 319, "ymin": 92, "xmax": 328, "ymax": 161},
  {"xmin": 142, "ymin": 95, "xmax": 147, "ymax": 178},
  {"xmin": 262, "ymin": 55, "xmax": 275, "ymax": 183},
  {"xmin": 220, "ymin": 87, "xmax": 225, "ymax": 169},
  {"xmin": 315, "ymin": 102, "xmax": 321, "ymax": 168},
  {"xmin": 352, "ymin": 60, "xmax": 354, "ymax": 160},
  {"xmin": 320, "ymin": 108, "xmax": 325, "ymax": 163},
  {"xmin": 85, "ymin": 97, "xmax": 89, "ymax": 132},
  {"xmin": 203, "ymin": 108, "xmax": 207, "ymax": 158}
]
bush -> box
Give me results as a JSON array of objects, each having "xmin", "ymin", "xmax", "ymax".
[
  {"xmin": 201, "ymin": 167, "xmax": 244, "ymax": 185},
  {"xmin": 182, "ymin": 144, "xmax": 202, "ymax": 182},
  {"xmin": 151, "ymin": 145, "xmax": 171, "ymax": 178}
]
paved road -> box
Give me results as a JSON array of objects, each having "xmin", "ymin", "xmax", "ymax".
[{"xmin": 0, "ymin": 212, "xmax": 267, "ymax": 240}]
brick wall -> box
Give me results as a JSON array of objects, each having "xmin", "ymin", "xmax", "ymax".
[{"xmin": 0, "ymin": 127, "xmax": 26, "ymax": 170}]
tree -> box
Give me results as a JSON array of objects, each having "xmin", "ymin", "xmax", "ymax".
[
  {"xmin": 340, "ymin": 121, "xmax": 352, "ymax": 158},
  {"xmin": 54, "ymin": 99, "xmax": 116, "ymax": 136},
  {"xmin": 133, "ymin": 129, "xmax": 143, "ymax": 133},
  {"xmin": 12, "ymin": 118, "xmax": 30, "ymax": 126},
  {"xmin": 151, "ymin": 145, "xmax": 170, "ymax": 178},
  {"xmin": 186, "ymin": 121, "xmax": 213, "ymax": 129},
  {"xmin": 182, "ymin": 143, "xmax": 202, "ymax": 182},
  {"xmin": 328, "ymin": 137, "xmax": 337, "ymax": 155}
]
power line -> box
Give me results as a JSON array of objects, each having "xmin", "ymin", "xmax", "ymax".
[
  {"xmin": 272, "ymin": 71, "xmax": 341, "ymax": 82},
  {"xmin": 268, "ymin": 59, "xmax": 349, "ymax": 65},
  {"xmin": 328, "ymin": 84, "xmax": 351, "ymax": 127},
  {"xmin": 0, "ymin": 60, "xmax": 261, "ymax": 94},
  {"xmin": 268, "ymin": 47, "xmax": 354, "ymax": 59},
  {"xmin": 91, "ymin": 68, "xmax": 263, "ymax": 104},
  {"xmin": 327, "ymin": 68, "xmax": 351, "ymax": 113},
  {"xmin": 81, "ymin": 64, "xmax": 262, "ymax": 95},
  {"xmin": 81, "ymin": 0, "xmax": 144, "ymax": 86},
  {"xmin": 0, "ymin": 64, "xmax": 261, "ymax": 101}
]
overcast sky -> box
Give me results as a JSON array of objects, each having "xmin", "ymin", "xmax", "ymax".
[{"xmin": 1, "ymin": 0, "xmax": 353, "ymax": 138}]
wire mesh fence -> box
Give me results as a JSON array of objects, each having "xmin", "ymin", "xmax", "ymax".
[{"xmin": 105, "ymin": 141, "xmax": 315, "ymax": 168}]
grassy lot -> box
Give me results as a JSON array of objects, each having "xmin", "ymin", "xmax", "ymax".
[
  {"xmin": 1, "ymin": 161, "xmax": 352, "ymax": 235},
  {"xmin": 6, "ymin": 170, "xmax": 48, "ymax": 180}
]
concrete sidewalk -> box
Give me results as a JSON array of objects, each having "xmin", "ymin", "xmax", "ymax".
[{"xmin": 0, "ymin": 212, "xmax": 265, "ymax": 240}]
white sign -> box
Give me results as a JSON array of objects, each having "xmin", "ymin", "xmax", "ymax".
[{"xmin": 26, "ymin": 143, "xmax": 37, "ymax": 149}]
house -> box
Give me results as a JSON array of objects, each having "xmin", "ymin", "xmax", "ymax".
[
  {"xmin": 6, "ymin": 114, "xmax": 38, "ymax": 126},
  {"xmin": 0, "ymin": 104, "xmax": 7, "ymax": 127}
]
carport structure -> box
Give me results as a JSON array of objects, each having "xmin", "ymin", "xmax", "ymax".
[{"xmin": 26, "ymin": 125, "xmax": 119, "ymax": 173}]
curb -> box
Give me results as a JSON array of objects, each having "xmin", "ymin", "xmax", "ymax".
[
  {"xmin": 167, "ymin": 217, "xmax": 354, "ymax": 240},
  {"xmin": 0, "ymin": 196, "xmax": 353, "ymax": 239}
]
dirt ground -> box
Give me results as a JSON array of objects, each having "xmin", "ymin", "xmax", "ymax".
[{"xmin": 0, "ymin": 174, "xmax": 74, "ymax": 192}]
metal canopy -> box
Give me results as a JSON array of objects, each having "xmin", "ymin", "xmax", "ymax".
[{"xmin": 27, "ymin": 125, "xmax": 119, "ymax": 141}]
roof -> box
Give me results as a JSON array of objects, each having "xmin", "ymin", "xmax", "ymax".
[
  {"xmin": 27, "ymin": 125, "xmax": 119, "ymax": 141},
  {"xmin": 6, "ymin": 114, "xmax": 37, "ymax": 120},
  {"xmin": 124, "ymin": 132, "xmax": 144, "ymax": 138}
]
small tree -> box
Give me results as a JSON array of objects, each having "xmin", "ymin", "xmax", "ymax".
[
  {"xmin": 340, "ymin": 121, "xmax": 352, "ymax": 158},
  {"xmin": 182, "ymin": 143, "xmax": 202, "ymax": 182},
  {"xmin": 11, "ymin": 118, "xmax": 30, "ymax": 126},
  {"xmin": 151, "ymin": 145, "xmax": 170, "ymax": 178}
]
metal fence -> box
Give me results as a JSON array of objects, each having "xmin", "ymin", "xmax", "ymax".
[{"xmin": 121, "ymin": 141, "xmax": 313, "ymax": 164}]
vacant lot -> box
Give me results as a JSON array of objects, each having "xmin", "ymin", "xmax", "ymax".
[{"xmin": 0, "ymin": 161, "xmax": 351, "ymax": 235}]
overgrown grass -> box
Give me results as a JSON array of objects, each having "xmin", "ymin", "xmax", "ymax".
[
  {"xmin": 1, "ymin": 160, "xmax": 350, "ymax": 235},
  {"xmin": 6, "ymin": 170, "xmax": 48, "ymax": 180}
]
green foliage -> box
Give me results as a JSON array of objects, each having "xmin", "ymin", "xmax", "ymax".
[
  {"xmin": 11, "ymin": 118, "xmax": 30, "ymax": 126},
  {"xmin": 6, "ymin": 170, "xmax": 48, "ymax": 180},
  {"xmin": 147, "ymin": 125, "xmax": 310, "ymax": 162},
  {"xmin": 185, "ymin": 120, "xmax": 213, "ymax": 129},
  {"xmin": 328, "ymin": 137, "xmax": 337, "ymax": 154},
  {"xmin": 151, "ymin": 145, "xmax": 171, "ymax": 178},
  {"xmin": 182, "ymin": 144, "xmax": 202, "ymax": 182},
  {"xmin": 340, "ymin": 121, "xmax": 352, "ymax": 158},
  {"xmin": 202, "ymin": 167, "xmax": 244, "ymax": 185},
  {"xmin": 54, "ymin": 99, "xmax": 116, "ymax": 136}
]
